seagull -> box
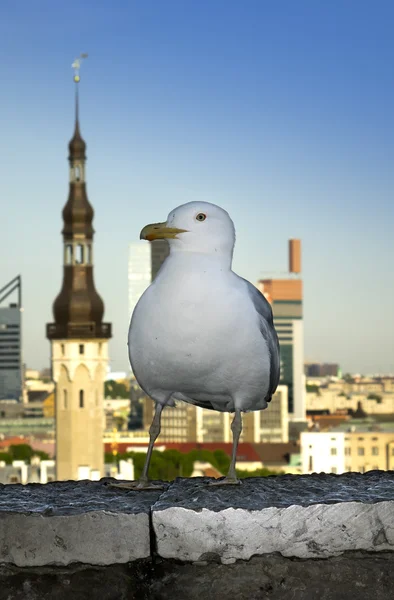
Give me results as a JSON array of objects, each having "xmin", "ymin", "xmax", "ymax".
[{"xmin": 112, "ymin": 201, "xmax": 280, "ymax": 490}]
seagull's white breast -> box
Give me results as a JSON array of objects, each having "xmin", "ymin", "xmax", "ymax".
[{"xmin": 129, "ymin": 254, "xmax": 270, "ymax": 410}]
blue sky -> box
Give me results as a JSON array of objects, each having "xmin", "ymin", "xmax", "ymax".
[{"xmin": 0, "ymin": 0, "xmax": 393, "ymax": 374}]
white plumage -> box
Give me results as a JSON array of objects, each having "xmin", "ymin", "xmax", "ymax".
[{"xmin": 117, "ymin": 201, "xmax": 279, "ymax": 489}]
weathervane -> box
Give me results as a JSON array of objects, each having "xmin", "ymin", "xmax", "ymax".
[{"xmin": 72, "ymin": 53, "xmax": 88, "ymax": 83}]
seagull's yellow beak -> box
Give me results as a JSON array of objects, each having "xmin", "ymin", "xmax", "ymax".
[{"xmin": 140, "ymin": 222, "xmax": 188, "ymax": 241}]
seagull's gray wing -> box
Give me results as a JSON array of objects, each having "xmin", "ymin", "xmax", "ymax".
[{"xmin": 241, "ymin": 278, "xmax": 280, "ymax": 403}]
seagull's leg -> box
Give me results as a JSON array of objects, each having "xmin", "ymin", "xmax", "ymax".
[
  {"xmin": 109, "ymin": 402, "xmax": 164, "ymax": 491},
  {"xmin": 209, "ymin": 409, "xmax": 242, "ymax": 486},
  {"xmin": 139, "ymin": 402, "xmax": 163, "ymax": 483}
]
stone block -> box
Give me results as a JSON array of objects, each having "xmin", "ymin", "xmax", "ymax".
[
  {"xmin": 0, "ymin": 478, "xmax": 166, "ymax": 567},
  {"xmin": 152, "ymin": 472, "xmax": 394, "ymax": 563}
]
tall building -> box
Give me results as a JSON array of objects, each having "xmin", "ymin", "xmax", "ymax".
[
  {"xmin": 128, "ymin": 243, "xmax": 151, "ymax": 319},
  {"xmin": 305, "ymin": 362, "xmax": 339, "ymax": 377},
  {"xmin": 128, "ymin": 240, "xmax": 169, "ymax": 318},
  {"xmin": 142, "ymin": 386, "xmax": 288, "ymax": 443},
  {"xmin": 46, "ymin": 71, "xmax": 111, "ymax": 481},
  {"xmin": 257, "ymin": 239, "xmax": 305, "ymax": 421},
  {"xmin": 143, "ymin": 396, "xmax": 198, "ymax": 442},
  {"xmin": 0, "ymin": 276, "xmax": 23, "ymax": 401},
  {"xmin": 151, "ymin": 239, "xmax": 170, "ymax": 280}
]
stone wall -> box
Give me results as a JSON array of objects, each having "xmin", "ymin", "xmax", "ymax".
[{"xmin": 0, "ymin": 472, "xmax": 393, "ymax": 599}]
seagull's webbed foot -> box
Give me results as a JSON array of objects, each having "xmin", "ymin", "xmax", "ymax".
[
  {"xmin": 107, "ymin": 478, "xmax": 164, "ymax": 491},
  {"xmin": 208, "ymin": 476, "xmax": 241, "ymax": 486}
]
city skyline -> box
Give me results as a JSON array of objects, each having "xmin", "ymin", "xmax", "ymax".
[{"xmin": 1, "ymin": 1, "xmax": 393, "ymax": 374}]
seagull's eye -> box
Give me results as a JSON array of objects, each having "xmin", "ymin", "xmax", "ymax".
[{"xmin": 196, "ymin": 213, "xmax": 206, "ymax": 222}]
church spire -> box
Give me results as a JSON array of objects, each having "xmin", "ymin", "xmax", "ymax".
[
  {"xmin": 46, "ymin": 55, "xmax": 111, "ymax": 341},
  {"xmin": 68, "ymin": 82, "xmax": 86, "ymax": 165}
]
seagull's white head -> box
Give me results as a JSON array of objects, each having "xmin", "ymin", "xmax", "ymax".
[{"xmin": 140, "ymin": 201, "xmax": 236, "ymax": 260}]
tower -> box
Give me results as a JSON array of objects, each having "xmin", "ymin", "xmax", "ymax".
[
  {"xmin": 46, "ymin": 60, "xmax": 111, "ymax": 481},
  {"xmin": 0, "ymin": 276, "xmax": 23, "ymax": 401},
  {"xmin": 128, "ymin": 240, "xmax": 169, "ymax": 319},
  {"xmin": 257, "ymin": 239, "xmax": 305, "ymax": 422}
]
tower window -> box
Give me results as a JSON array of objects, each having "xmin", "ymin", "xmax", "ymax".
[
  {"xmin": 75, "ymin": 165, "xmax": 81, "ymax": 181},
  {"xmin": 79, "ymin": 344, "xmax": 84, "ymax": 355},
  {"xmin": 63, "ymin": 389, "xmax": 68, "ymax": 409},
  {"xmin": 61, "ymin": 344, "xmax": 65, "ymax": 356},
  {"xmin": 87, "ymin": 245, "xmax": 92, "ymax": 265},
  {"xmin": 75, "ymin": 245, "xmax": 84, "ymax": 265},
  {"xmin": 79, "ymin": 390, "xmax": 84, "ymax": 408},
  {"xmin": 65, "ymin": 245, "xmax": 73, "ymax": 265}
]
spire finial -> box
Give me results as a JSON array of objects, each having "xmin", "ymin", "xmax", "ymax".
[
  {"xmin": 71, "ymin": 54, "xmax": 88, "ymax": 126},
  {"xmin": 72, "ymin": 53, "xmax": 88, "ymax": 84}
]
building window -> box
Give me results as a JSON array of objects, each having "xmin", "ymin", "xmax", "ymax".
[
  {"xmin": 61, "ymin": 343, "xmax": 65, "ymax": 356},
  {"xmin": 308, "ymin": 456, "xmax": 313, "ymax": 472},
  {"xmin": 63, "ymin": 389, "xmax": 68, "ymax": 409},
  {"xmin": 331, "ymin": 467, "xmax": 337, "ymax": 474},
  {"xmin": 360, "ymin": 466, "xmax": 365, "ymax": 474},
  {"xmin": 75, "ymin": 244, "xmax": 84, "ymax": 265},
  {"xmin": 357, "ymin": 447, "xmax": 365, "ymax": 456},
  {"xmin": 79, "ymin": 390, "xmax": 84, "ymax": 408},
  {"xmin": 372, "ymin": 447, "xmax": 379, "ymax": 456},
  {"xmin": 65, "ymin": 245, "xmax": 73, "ymax": 265},
  {"xmin": 87, "ymin": 245, "xmax": 92, "ymax": 264},
  {"xmin": 98, "ymin": 342, "xmax": 102, "ymax": 356},
  {"xmin": 330, "ymin": 448, "xmax": 337, "ymax": 456},
  {"xmin": 345, "ymin": 447, "xmax": 351, "ymax": 456},
  {"xmin": 79, "ymin": 344, "xmax": 84, "ymax": 355}
]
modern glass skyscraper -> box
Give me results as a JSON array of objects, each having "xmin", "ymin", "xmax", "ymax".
[
  {"xmin": 257, "ymin": 240, "xmax": 306, "ymax": 422},
  {"xmin": 151, "ymin": 239, "xmax": 169, "ymax": 281},
  {"xmin": 128, "ymin": 243, "xmax": 151, "ymax": 319},
  {"xmin": 128, "ymin": 240, "xmax": 169, "ymax": 318},
  {"xmin": 0, "ymin": 276, "xmax": 23, "ymax": 401}
]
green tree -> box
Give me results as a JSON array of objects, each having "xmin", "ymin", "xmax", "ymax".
[
  {"xmin": 343, "ymin": 373, "xmax": 354, "ymax": 383},
  {"xmin": 104, "ymin": 448, "xmax": 280, "ymax": 482},
  {"xmin": 4, "ymin": 445, "xmax": 50, "ymax": 463},
  {"xmin": 306, "ymin": 384, "xmax": 321, "ymax": 395},
  {"xmin": 104, "ymin": 380, "xmax": 129, "ymax": 399},
  {"xmin": 8, "ymin": 444, "xmax": 34, "ymax": 461},
  {"xmin": 236, "ymin": 467, "xmax": 279, "ymax": 478},
  {"xmin": 0, "ymin": 452, "xmax": 12, "ymax": 465},
  {"xmin": 367, "ymin": 393, "xmax": 382, "ymax": 402}
]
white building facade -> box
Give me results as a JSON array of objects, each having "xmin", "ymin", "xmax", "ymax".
[{"xmin": 301, "ymin": 431, "xmax": 346, "ymax": 474}]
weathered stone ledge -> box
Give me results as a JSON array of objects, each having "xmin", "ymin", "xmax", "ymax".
[
  {"xmin": 0, "ymin": 472, "xmax": 393, "ymax": 568},
  {"xmin": 1, "ymin": 473, "xmax": 393, "ymax": 598}
]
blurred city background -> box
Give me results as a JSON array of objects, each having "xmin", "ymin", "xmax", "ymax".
[{"xmin": 1, "ymin": 1, "xmax": 393, "ymax": 484}]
